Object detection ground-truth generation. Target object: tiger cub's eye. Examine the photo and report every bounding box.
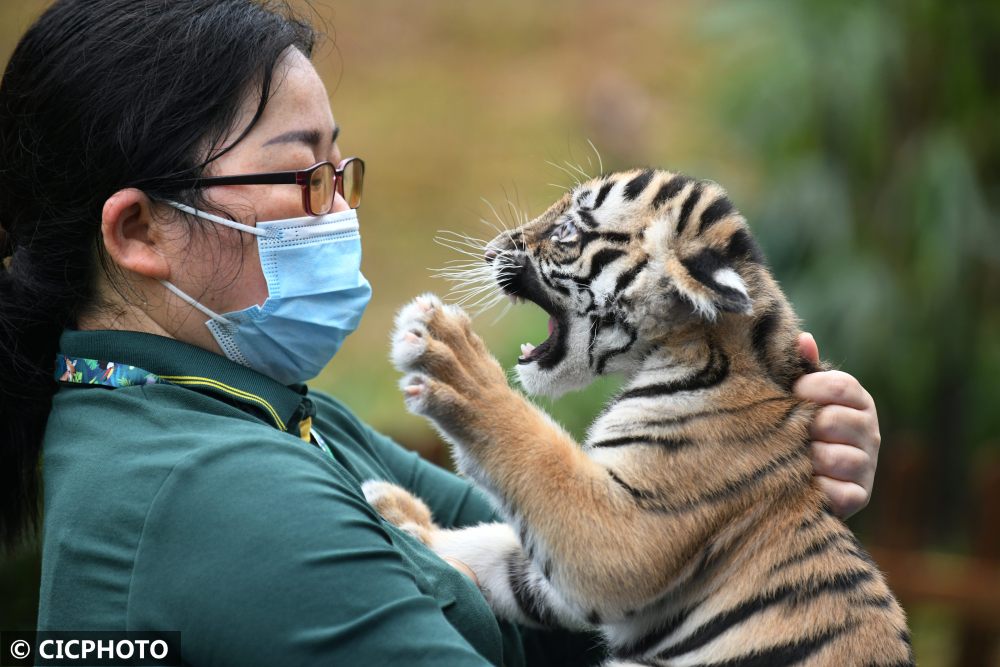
[551,220,580,244]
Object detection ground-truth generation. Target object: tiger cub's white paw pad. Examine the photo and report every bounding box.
[391,293,445,371]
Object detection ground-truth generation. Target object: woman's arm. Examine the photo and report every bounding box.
[129,442,494,666]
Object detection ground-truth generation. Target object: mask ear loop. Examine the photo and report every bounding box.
[166,201,275,237]
[160,279,234,326]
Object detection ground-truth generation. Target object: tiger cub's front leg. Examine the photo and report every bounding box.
[390,295,682,615]
[390,293,513,459]
[390,294,591,497]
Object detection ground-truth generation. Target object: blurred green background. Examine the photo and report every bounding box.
[2,1,998,664]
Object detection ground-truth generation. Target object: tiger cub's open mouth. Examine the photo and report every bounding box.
[517,313,562,365]
[498,263,569,369]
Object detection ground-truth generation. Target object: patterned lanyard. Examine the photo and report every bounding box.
[54,354,333,459]
[56,354,165,388]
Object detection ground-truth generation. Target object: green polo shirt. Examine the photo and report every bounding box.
[38,329,603,666]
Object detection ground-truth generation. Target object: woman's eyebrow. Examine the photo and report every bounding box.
[263,126,340,148]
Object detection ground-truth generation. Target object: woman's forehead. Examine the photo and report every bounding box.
[234,49,336,153]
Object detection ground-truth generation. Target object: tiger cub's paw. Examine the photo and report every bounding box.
[391,293,509,419]
[361,480,437,547]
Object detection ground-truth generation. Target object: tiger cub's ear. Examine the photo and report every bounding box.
[666,246,753,321]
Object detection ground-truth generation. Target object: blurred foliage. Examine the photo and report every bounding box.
[700,0,1000,544]
[709,0,1000,434]
[1,0,997,662]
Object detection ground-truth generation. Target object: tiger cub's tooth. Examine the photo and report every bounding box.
[520,343,536,357]
[508,294,517,305]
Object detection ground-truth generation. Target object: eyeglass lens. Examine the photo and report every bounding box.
[309,163,335,214]
[308,159,364,214]
[342,159,363,209]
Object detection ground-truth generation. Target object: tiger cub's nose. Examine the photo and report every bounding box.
[484,248,499,264]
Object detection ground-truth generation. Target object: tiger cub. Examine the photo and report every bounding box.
[369,168,912,666]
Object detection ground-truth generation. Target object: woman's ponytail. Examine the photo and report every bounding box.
[0,242,78,551]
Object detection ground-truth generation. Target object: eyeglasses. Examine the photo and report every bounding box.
[170,157,365,215]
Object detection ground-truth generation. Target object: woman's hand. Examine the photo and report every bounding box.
[794,333,881,519]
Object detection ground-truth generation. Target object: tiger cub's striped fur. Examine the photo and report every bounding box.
[376,168,911,665]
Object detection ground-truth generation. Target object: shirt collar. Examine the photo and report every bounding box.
[58,329,308,436]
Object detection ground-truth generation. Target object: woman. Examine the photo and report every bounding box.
[0,1,880,664]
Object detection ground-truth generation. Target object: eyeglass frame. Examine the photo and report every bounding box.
[167,156,364,215]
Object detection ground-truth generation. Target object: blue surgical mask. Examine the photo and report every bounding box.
[160,202,372,385]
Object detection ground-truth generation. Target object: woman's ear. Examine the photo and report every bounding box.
[100,189,171,280]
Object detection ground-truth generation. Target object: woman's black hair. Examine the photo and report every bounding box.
[0,0,316,552]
